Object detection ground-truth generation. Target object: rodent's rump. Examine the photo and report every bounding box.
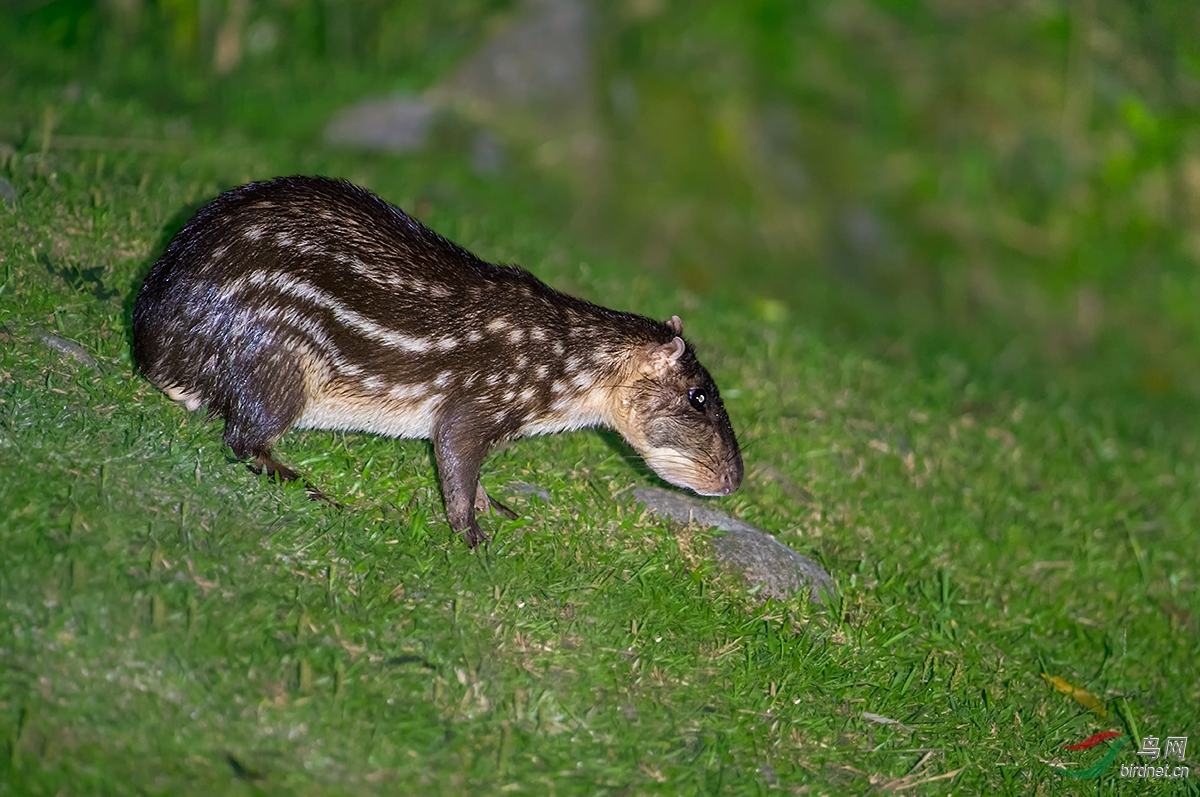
[132,175,743,546]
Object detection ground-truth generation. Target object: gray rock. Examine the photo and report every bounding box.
[325,0,595,154]
[445,0,593,116]
[39,332,98,368]
[324,95,436,153]
[632,486,835,604]
[841,206,888,258]
[0,176,17,204]
[471,130,505,176]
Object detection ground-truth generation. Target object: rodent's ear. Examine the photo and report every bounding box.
[643,336,686,375]
[666,315,683,335]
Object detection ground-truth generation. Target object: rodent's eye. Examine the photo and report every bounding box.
[687,387,708,413]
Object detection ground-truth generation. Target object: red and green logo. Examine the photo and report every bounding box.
[1049,731,1129,779]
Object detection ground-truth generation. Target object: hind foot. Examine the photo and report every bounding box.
[250,452,300,482]
[462,520,491,549]
[248,452,339,507]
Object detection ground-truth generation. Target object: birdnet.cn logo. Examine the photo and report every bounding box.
[1049,731,1189,780]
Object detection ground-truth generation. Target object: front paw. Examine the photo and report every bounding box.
[462,524,491,549]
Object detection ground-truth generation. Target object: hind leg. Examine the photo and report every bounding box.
[215,359,332,503]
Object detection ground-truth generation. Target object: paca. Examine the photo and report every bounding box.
[132,176,743,546]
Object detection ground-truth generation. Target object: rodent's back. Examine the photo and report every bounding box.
[135,177,515,385]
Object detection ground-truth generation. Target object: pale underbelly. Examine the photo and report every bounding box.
[293,392,444,439]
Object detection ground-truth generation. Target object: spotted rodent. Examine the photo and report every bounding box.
[132,176,743,546]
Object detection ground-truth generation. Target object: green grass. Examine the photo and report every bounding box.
[3,3,1200,795]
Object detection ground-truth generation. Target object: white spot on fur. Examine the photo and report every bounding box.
[165,386,204,412]
[486,317,509,333]
[362,375,385,391]
[529,328,546,342]
[436,337,459,351]
[550,381,567,394]
[388,383,429,401]
[486,373,502,386]
[467,330,484,344]
[571,371,593,389]
[210,245,228,261]
[505,372,519,385]
[552,341,565,356]
[276,232,294,247]
[518,385,611,437]
[434,370,453,388]
[536,364,550,379]
[518,387,536,403]
[244,226,264,241]
[502,390,516,402]
[564,356,583,373]
[508,329,525,344]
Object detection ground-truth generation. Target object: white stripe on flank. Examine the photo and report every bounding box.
[211,301,363,378]
[276,306,363,377]
[223,270,433,353]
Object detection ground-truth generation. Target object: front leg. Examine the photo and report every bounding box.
[433,412,499,548]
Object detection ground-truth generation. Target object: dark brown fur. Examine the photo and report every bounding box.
[133,176,742,546]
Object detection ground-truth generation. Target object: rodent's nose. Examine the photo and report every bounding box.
[719,465,743,495]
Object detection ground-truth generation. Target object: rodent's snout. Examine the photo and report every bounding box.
[718,465,742,495]
[716,451,744,495]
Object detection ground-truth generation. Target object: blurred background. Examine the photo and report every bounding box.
[4,0,1200,410]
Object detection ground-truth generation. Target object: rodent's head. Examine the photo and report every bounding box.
[612,316,743,497]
